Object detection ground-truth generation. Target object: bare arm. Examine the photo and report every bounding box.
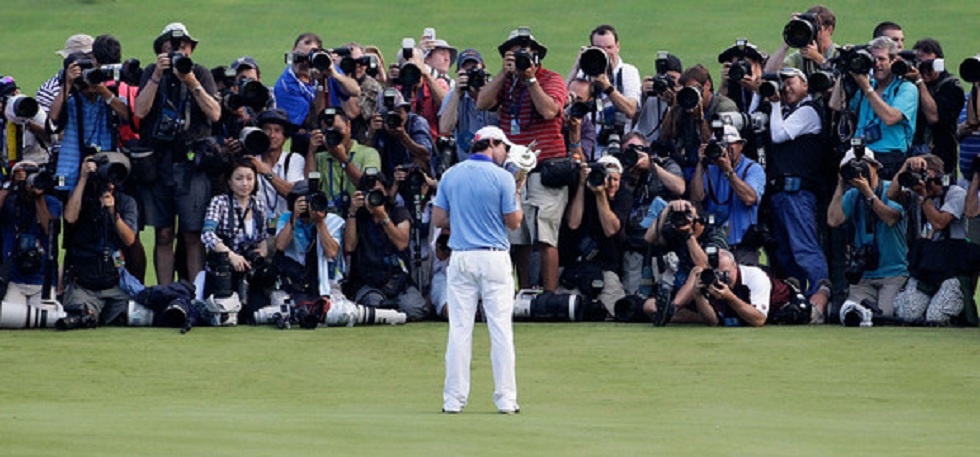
[827,181,846,228]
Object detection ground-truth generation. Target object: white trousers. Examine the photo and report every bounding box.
[443,250,518,412]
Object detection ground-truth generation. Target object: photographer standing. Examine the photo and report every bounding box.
[344,43,384,144]
[907,39,965,174]
[438,49,499,163]
[634,53,683,143]
[690,125,765,265]
[766,6,838,78]
[660,65,738,178]
[307,107,381,213]
[0,162,62,306]
[62,157,138,327]
[476,27,567,292]
[274,33,360,130]
[766,67,831,319]
[133,23,220,286]
[828,148,907,323]
[433,125,523,415]
[370,89,435,181]
[844,36,919,179]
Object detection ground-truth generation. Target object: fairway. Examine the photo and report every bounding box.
[2,324,979,456]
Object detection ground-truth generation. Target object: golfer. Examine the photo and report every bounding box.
[433,126,524,415]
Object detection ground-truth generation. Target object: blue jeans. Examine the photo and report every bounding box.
[771,191,829,296]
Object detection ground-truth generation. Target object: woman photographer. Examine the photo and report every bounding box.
[198,157,270,316]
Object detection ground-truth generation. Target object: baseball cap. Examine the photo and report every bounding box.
[56,34,94,57]
[597,155,624,174]
[717,41,767,64]
[660,53,683,73]
[456,48,484,69]
[377,89,412,112]
[779,67,808,83]
[722,125,745,143]
[153,22,200,54]
[473,126,514,146]
[840,147,882,168]
[0,76,19,98]
[425,39,458,64]
[231,56,259,73]
[498,27,548,60]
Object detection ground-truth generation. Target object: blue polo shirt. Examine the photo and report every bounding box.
[438,88,499,162]
[274,65,350,127]
[842,180,908,279]
[701,157,765,245]
[433,154,517,251]
[850,77,918,154]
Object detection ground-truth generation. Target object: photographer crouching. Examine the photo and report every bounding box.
[828,145,908,326]
[689,247,771,327]
[59,154,138,329]
[0,162,61,307]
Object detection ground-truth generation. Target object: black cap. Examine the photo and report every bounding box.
[256,108,295,134]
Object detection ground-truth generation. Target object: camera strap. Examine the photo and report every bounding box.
[705,160,755,207]
[223,194,258,250]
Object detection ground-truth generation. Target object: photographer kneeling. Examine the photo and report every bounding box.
[61,155,138,328]
[0,162,62,306]
[828,147,908,325]
[558,155,632,317]
[342,170,427,321]
[198,158,271,320]
[274,180,344,300]
[689,248,771,327]
[888,155,970,324]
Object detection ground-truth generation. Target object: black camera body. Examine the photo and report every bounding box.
[613,144,642,170]
[16,165,56,193]
[586,163,608,188]
[384,110,404,130]
[242,242,277,291]
[398,63,423,88]
[14,233,44,276]
[567,100,594,119]
[728,59,753,87]
[891,50,919,77]
[845,244,880,284]
[783,13,820,48]
[514,50,539,72]
[704,138,726,163]
[319,107,343,147]
[648,74,675,97]
[579,47,609,77]
[840,157,869,182]
[82,64,123,86]
[677,85,702,110]
[897,169,928,189]
[833,46,874,75]
[464,67,487,90]
[305,172,330,214]
[961,56,980,83]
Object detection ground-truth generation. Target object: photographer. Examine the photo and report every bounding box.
[718,40,767,113]
[564,77,598,160]
[343,43,384,144]
[634,53,683,143]
[342,171,426,321]
[274,180,344,299]
[641,199,728,325]
[307,107,381,214]
[369,89,434,181]
[766,6,838,78]
[199,158,269,313]
[1,77,51,167]
[438,49,499,162]
[36,34,94,114]
[50,52,131,191]
[250,109,304,221]
[660,65,738,178]
[62,155,138,327]
[410,39,455,138]
[766,67,831,318]
[567,25,641,150]
[690,125,765,265]
[274,33,361,130]
[872,22,904,51]
[133,23,220,286]
[477,27,568,292]
[888,155,968,324]
[688,248,771,327]
[828,148,907,322]
[0,162,62,306]
[907,39,965,174]
[559,156,631,316]
[844,36,919,179]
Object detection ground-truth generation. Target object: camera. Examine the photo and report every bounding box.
[400,163,427,191]
[808,70,835,93]
[384,110,404,130]
[513,290,586,322]
[647,51,676,97]
[514,49,539,72]
[120,58,143,86]
[703,138,725,162]
[360,166,381,191]
[586,162,608,188]
[153,106,184,142]
[836,45,874,75]
[87,152,131,185]
[367,189,386,207]
[18,165,55,193]
[4,94,40,124]
[840,138,869,182]
[82,64,123,86]
[845,244,880,285]
[319,107,343,147]
[891,50,918,76]
[398,62,423,88]
[463,66,487,90]
[579,47,609,77]
[960,55,980,83]
[237,78,270,111]
[357,54,380,78]
[676,85,702,110]
[14,233,44,275]
[55,313,98,331]
[304,172,330,214]
[310,50,333,72]
[729,59,752,87]
[612,143,641,170]
[239,127,270,155]
[242,243,278,291]
[401,38,416,60]
[897,168,928,189]
[168,29,193,74]
[783,13,820,48]
[758,72,780,98]
[566,100,594,119]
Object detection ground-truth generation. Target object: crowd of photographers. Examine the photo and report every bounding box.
[3,8,980,330]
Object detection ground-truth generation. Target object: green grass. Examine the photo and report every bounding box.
[2,324,979,456]
[4,1,980,455]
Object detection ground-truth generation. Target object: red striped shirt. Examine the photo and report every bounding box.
[496,68,568,160]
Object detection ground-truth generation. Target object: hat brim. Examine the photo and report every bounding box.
[153,33,200,55]
[497,37,548,60]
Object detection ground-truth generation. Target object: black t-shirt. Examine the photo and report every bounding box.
[347,205,412,290]
[562,186,632,271]
[914,72,965,172]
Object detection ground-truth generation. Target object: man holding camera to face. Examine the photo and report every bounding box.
[828,146,908,325]
[274,33,361,131]
[905,39,965,174]
[477,27,568,292]
[370,88,435,181]
[766,5,838,78]
[342,169,427,321]
[718,40,768,114]
[274,180,344,299]
[60,155,138,329]
[687,247,771,327]
[690,125,766,266]
[439,49,499,163]
[307,106,382,215]
[765,67,832,320]
[134,23,220,286]
[0,162,62,307]
[342,43,383,144]
[887,155,969,324]
[634,53,683,144]
[661,65,738,178]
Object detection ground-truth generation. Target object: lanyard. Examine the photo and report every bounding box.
[508,77,528,129]
[288,66,317,103]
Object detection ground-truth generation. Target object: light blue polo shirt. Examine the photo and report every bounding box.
[433,154,517,251]
[842,180,908,279]
[850,77,919,154]
[701,157,765,245]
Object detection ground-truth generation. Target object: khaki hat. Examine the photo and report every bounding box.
[56,34,94,57]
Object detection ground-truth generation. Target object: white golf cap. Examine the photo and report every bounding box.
[473,126,514,146]
[597,155,624,174]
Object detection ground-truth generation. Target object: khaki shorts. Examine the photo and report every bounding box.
[509,172,568,247]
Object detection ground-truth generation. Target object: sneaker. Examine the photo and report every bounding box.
[441,408,461,414]
[809,304,825,325]
[651,303,675,327]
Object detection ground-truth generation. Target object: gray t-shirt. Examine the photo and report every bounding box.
[926,184,967,240]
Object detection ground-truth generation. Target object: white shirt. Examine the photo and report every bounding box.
[257,150,306,218]
[769,96,822,144]
[739,265,772,317]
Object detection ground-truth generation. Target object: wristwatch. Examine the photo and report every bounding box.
[865,195,877,206]
[525,77,538,88]
[265,172,275,181]
[603,85,615,95]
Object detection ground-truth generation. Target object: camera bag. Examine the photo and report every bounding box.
[538,157,579,188]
